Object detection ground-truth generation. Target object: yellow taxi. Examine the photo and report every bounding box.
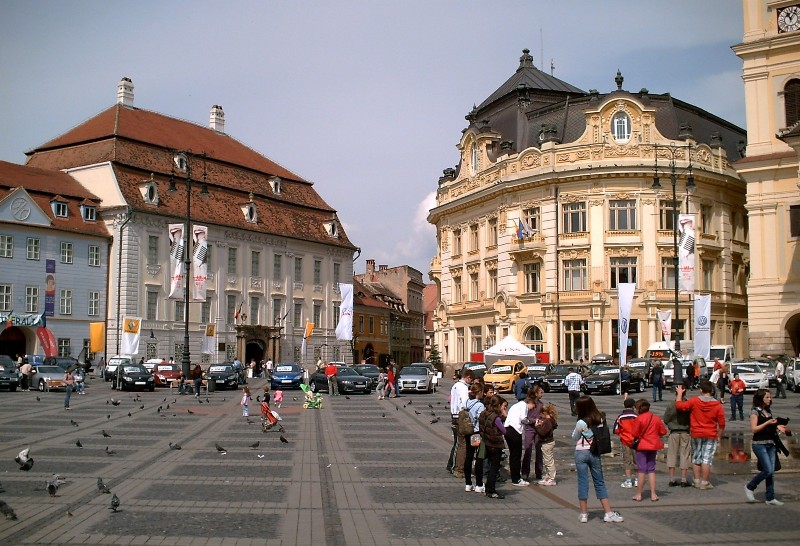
[483,359,526,393]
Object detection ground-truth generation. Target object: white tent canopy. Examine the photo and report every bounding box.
[483,335,537,365]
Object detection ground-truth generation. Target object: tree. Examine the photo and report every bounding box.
[428,342,443,372]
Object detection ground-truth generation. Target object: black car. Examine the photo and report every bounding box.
[0,355,20,391]
[543,365,590,392]
[353,364,380,388]
[627,358,654,387]
[112,364,155,391]
[206,363,239,390]
[526,363,550,391]
[454,362,488,380]
[583,365,646,395]
[308,366,371,394]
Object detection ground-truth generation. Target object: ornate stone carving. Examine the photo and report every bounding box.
[589,199,604,207]
[466,262,481,274]
[519,152,542,170]
[147,264,162,277]
[250,277,263,290]
[485,259,498,271]
[227,275,238,286]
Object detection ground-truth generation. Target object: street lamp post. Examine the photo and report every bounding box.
[652,142,695,358]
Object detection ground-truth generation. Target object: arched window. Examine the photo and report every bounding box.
[785,79,800,127]
[524,325,544,353]
[611,111,631,143]
[470,142,479,175]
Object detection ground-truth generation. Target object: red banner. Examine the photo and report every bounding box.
[37,326,57,357]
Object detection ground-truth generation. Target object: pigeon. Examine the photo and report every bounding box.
[46,473,62,497]
[127,412,132,417]
[139,405,144,409]
[257,454,265,459]
[67,508,73,517]
[166,404,170,409]
[197,399,203,404]
[407,400,412,405]
[292,397,298,401]
[246,418,254,425]
[277,424,286,433]
[345,395,351,400]
[430,411,436,416]
[16,446,34,471]
[157,407,162,413]
[206,398,210,403]
[0,500,17,520]
[163,397,167,402]
[97,477,111,493]
[430,417,440,424]
[110,399,121,406]
[221,398,226,401]
[187,409,194,415]
[36,396,41,402]
[381,413,386,418]
[173,399,177,403]
[105,446,117,456]
[168,442,181,450]
[395,405,399,411]
[428,404,433,408]
[414,410,422,415]
[215,443,227,454]
[249,441,260,449]
[75,440,83,448]
[107,414,111,419]
[109,493,120,512]
[70,419,79,427]
[279,435,289,444]
[102,430,111,438]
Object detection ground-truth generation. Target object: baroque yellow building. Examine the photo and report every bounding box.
[734,0,800,356]
[428,50,749,364]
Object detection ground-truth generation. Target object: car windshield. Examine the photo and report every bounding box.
[338,367,360,377]
[709,349,726,360]
[548,366,570,374]
[628,361,648,368]
[732,364,763,374]
[489,364,515,374]
[122,365,148,374]
[591,366,619,376]
[38,366,63,374]
[108,358,130,367]
[466,363,487,371]
[275,364,300,373]
[156,364,180,372]
[355,365,379,374]
[399,366,428,376]
[208,365,234,374]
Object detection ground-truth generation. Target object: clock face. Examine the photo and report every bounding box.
[778,5,800,33]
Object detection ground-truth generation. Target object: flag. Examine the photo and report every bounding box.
[201,323,216,355]
[90,322,105,353]
[517,219,525,239]
[234,302,242,323]
[617,283,636,369]
[0,311,13,335]
[335,283,353,341]
[694,295,711,359]
[677,214,696,293]
[168,224,185,300]
[192,225,209,302]
[121,316,142,355]
[301,321,315,356]
[657,309,672,343]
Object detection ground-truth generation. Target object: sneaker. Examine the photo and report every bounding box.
[512,479,530,487]
[621,479,633,488]
[486,491,505,499]
[668,480,679,487]
[465,484,474,492]
[766,499,784,506]
[633,478,638,487]
[603,511,624,523]
[539,479,556,486]
[474,485,485,493]
[699,481,714,490]
[745,485,756,503]
[579,513,589,523]
[680,481,691,487]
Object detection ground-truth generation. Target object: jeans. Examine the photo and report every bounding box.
[505,427,523,482]
[522,429,542,479]
[775,379,786,399]
[485,446,503,494]
[76,381,85,394]
[463,434,484,487]
[652,378,663,401]
[447,419,458,472]
[64,384,73,408]
[730,394,744,419]
[748,443,776,501]
[194,378,202,395]
[575,448,608,501]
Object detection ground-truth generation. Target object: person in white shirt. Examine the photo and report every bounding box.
[565,367,584,416]
[447,369,474,477]
[775,360,787,399]
[505,397,534,486]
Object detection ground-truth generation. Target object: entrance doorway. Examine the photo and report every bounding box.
[245,340,265,367]
[0,326,26,358]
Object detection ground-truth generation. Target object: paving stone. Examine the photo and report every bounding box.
[353,451,438,462]
[169,464,292,478]
[88,511,281,538]
[384,513,557,539]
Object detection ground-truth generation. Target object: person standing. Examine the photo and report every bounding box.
[774,359,787,399]
[571,395,624,523]
[685,361,696,390]
[630,399,667,502]
[376,368,387,400]
[534,403,558,486]
[63,369,75,410]
[717,363,729,402]
[612,397,638,489]
[675,380,726,490]
[384,363,397,399]
[73,367,86,395]
[448,369,474,477]
[19,358,32,391]
[565,367,584,416]
[479,394,508,499]
[463,383,485,493]
[240,385,251,417]
[663,391,693,487]
[325,362,339,396]
[513,371,529,401]
[266,358,273,377]
[620,366,632,400]
[504,396,532,487]
[521,384,544,482]
[729,372,746,421]
[745,389,791,505]
[672,358,684,389]
[650,360,664,402]
[191,364,203,397]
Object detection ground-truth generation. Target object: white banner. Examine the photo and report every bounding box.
[192,225,208,302]
[168,224,185,300]
[121,316,141,355]
[201,323,216,355]
[694,294,711,359]
[678,214,696,293]
[335,283,353,341]
[657,309,672,343]
[617,283,636,369]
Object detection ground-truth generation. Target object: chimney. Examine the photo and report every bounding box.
[210,105,225,133]
[379,265,388,271]
[366,259,376,274]
[117,77,134,107]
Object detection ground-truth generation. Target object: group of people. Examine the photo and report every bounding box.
[375,363,399,399]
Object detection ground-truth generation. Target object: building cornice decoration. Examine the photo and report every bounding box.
[147,264,161,277]
[641,198,656,206]
[519,150,543,170]
[466,262,481,274]
[589,199,605,207]
[508,249,545,263]
[522,200,541,209]
[562,249,590,260]
[485,259,498,271]
[657,246,677,257]
[449,266,462,277]
[612,192,634,200]
[604,246,642,257]
[224,230,288,248]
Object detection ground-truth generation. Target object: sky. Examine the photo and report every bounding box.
[0,1,746,278]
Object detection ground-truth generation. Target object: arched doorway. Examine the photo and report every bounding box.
[245,340,265,366]
[524,325,546,362]
[363,343,375,364]
[785,313,800,355]
[0,326,26,359]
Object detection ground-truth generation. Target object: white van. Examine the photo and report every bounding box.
[709,345,735,362]
[104,355,133,381]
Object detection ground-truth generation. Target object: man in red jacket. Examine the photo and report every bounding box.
[675,380,725,490]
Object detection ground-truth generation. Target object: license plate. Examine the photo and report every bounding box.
[282,380,291,383]
[135,381,145,385]
[216,380,224,383]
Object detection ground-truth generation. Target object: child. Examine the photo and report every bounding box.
[631,398,667,502]
[376,368,387,400]
[535,403,558,485]
[241,386,251,417]
[613,397,638,488]
[274,388,284,408]
[262,384,271,404]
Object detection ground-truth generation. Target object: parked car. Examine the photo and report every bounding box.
[269,363,304,390]
[0,355,20,391]
[627,358,654,387]
[583,365,645,395]
[152,363,182,387]
[31,365,67,392]
[484,360,526,393]
[455,361,488,380]
[757,356,786,387]
[353,364,380,389]
[104,355,133,381]
[526,363,550,391]
[395,365,435,394]
[729,361,769,392]
[663,357,707,387]
[544,364,589,392]
[112,363,155,391]
[308,366,371,394]
[43,356,83,373]
[206,363,240,390]
[143,358,164,373]
[788,358,800,393]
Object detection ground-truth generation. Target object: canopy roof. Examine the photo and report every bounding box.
[483,336,536,357]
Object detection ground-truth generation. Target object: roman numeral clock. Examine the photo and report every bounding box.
[778,4,800,33]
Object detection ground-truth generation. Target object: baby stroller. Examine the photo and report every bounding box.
[261,400,279,431]
[300,383,323,409]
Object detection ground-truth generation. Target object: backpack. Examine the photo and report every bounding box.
[457,407,475,436]
[586,417,612,455]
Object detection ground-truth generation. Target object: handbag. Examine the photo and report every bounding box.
[476,437,486,459]
[470,433,482,447]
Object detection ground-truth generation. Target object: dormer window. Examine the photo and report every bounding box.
[612,111,631,143]
[52,201,68,218]
[242,193,258,223]
[269,176,282,195]
[81,204,97,221]
[140,174,159,205]
[470,142,479,175]
[323,220,339,238]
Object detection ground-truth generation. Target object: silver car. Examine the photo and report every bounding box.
[31,365,67,392]
[397,365,435,394]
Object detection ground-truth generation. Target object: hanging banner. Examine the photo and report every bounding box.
[657,309,672,343]
[301,321,315,356]
[45,259,56,317]
[617,283,636,369]
[168,224,185,300]
[90,322,105,352]
[121,316,142,355]
[335,283,353,341]
[201,323,216,354]
[36,313,58,357]
[694,294,711,359]
[678,214,696,293]
[192,225,208,302]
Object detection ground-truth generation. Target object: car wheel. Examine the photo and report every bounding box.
[615,383,621,396]
[10,385,17,392]
[310,381,317,393]
[38,380,46,392]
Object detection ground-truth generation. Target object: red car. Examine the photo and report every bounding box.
[153,363,182,387]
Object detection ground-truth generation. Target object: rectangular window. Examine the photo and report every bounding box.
[227,247,237,275]
[333,263,341,285]
[88,290,99,316]
[273,298,282,324]
[358,315,364,333]
[703,259,715,291]
[250,296,259,324]
[790,205,800,237]
[661,257,676,289]
[251,251,260,277]
[57,338,71,357]
[469,272,479,300]
[227,295,237,324]
[83,206,96,221]
[26,286,39,313]
[487,218,498,246]
[469,224,479,252]
[88,245,100,267]
[453,276,462,303]
[83,338,94,362]
[273,254,282,279]
[610,257,637,288]
[314,259,322,285]
[564,320,589,362]
[701,205,713,234]
[313,303,321,325]
[54,202,68,218]
[562,202,587,233]
[659,200,676,230]
[524,262,540,293]
[456,327,465,361]
[368,315,374,334]
[146,291,159,320]
[59,289,72,315]
[26,237,40,260]
[0,235,11,258]
[487,269,497,298]
[732,263,741,294]
[0,285,10,311]
[453,229,462,255]
[523,207,540,232]
[148,236,159,265]
[294,257,303,280]
[562,259,587,291]
[612,319,638,362]
[60,242,73,264]
[201,298,211,323]
[332,303,340,329]
[174,300,185,322]
[609,199,636,230]
[293,302,302,326]
[470,326,482,353]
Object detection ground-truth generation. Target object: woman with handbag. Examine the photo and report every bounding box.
[745,389,791,505]
[463,384,485,493]
[631,399,667,501]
